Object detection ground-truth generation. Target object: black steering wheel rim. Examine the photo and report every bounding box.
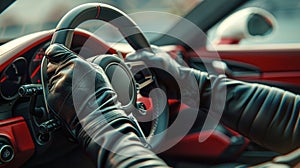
[51,3,152,51]
[44,3,168,149]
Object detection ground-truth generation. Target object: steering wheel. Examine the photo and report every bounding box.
[41,3,168,149]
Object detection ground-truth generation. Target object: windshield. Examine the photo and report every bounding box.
[0,0,202,43]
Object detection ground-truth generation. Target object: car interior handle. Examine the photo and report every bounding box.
[210,60,261,78]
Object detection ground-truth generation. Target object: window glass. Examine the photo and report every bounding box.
[0,0,202,42]
[207,0,300,46]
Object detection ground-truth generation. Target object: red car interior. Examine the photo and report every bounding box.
[0,1,300,167]
[0,117,34,167]
[0,29,256,167]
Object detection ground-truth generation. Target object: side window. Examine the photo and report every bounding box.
[207,0,300,47]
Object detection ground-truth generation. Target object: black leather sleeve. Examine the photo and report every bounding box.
[74,89,168,167]
[194,70,300,154]
[78,117,169,168]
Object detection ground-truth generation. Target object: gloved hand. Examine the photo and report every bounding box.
[46,43,126,139]
[45,44,168,167]
[126,46,209,108]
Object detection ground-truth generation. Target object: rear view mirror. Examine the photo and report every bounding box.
[214,7,276,45]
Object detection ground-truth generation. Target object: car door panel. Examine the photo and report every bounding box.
[186,48,300,93]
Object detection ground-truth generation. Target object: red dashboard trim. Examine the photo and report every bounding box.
[0,35,51,72]
[0,29,117,73]
[0,117,35,168]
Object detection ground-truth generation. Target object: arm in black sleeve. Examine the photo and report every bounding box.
[194,70,300,154]
[76,93,168,168]
[125,47,300,154]
[78,112,169,167]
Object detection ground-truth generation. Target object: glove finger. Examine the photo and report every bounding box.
[45,43,77,64]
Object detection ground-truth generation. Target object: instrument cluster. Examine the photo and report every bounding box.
[0,42,48,102]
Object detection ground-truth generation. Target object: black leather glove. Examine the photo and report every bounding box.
[46,44,127,139]
[126,46,206,108]
[126,47,300,154]
[46,44,169,167]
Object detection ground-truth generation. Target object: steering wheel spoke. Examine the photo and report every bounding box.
[126,61,154,90]
[136,76,154,90]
